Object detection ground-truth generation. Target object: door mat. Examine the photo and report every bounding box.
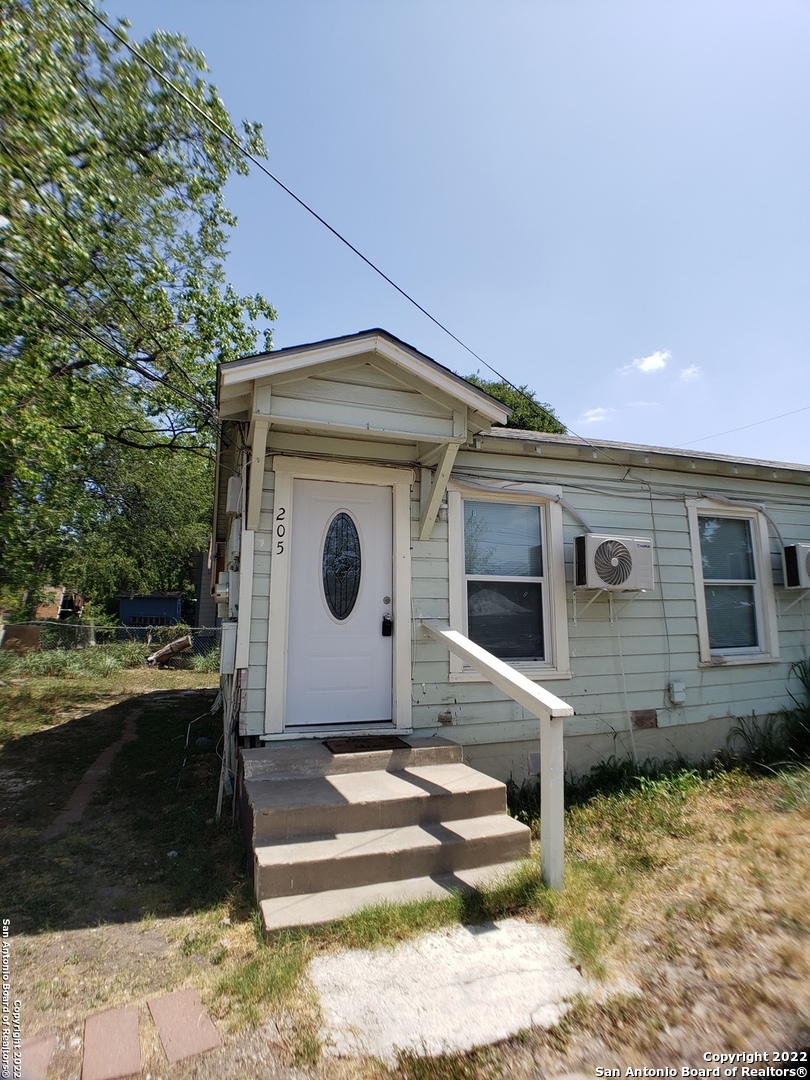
[324,736,410,754]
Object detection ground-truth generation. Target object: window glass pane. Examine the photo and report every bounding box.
[698,517,755,580]
[704,584,758,649]
[322,512,361,620]
[464,502,543,576]
[467,581,544,660]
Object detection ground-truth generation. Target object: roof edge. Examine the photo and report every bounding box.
[486,428,810,476]
[218,328,511,425]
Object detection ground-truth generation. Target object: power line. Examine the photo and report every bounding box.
[72,0,625,467]
[0,131,204,402]
[0,265,220,427]
[676,403,810,450]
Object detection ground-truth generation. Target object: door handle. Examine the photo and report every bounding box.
[381,613,393,637]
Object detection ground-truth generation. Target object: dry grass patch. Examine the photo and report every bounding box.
[3,672,810,1077]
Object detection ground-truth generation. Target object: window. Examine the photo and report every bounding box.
[687,500,778,664]
[448,486,569,680]
[464,501,545,660]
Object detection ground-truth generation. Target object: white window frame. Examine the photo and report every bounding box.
[686,498,779,666]
[447,483,570,681]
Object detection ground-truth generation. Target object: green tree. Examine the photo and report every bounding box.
[465,375,566,433]
[68,438,213,615]
[0,0,275,610]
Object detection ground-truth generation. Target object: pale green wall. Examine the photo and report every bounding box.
[409,441,810,779]
[237,432,810,780]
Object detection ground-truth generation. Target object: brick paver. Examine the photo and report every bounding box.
[147,988,222,1064]
[20,1032,57,1080]
[81,1005,141,1080]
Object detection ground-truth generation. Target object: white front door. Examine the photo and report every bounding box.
[285,479,393,727]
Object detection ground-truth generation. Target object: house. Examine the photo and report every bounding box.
[34,587,83,621]
[118,592,184,627]
[212,328,810,929]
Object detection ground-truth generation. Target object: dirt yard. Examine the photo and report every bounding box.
[1,671,808,1079]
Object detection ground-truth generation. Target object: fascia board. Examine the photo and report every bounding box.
[218,332,510,426]
[372,337,511,424]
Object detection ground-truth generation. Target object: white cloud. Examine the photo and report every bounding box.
[581,407,612,424]
[679,365,702,382]
[618,350,670,376]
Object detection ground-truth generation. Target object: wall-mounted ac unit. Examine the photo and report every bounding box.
[783,543,810,589]
[213,572,229,603]
[574,534,654,591]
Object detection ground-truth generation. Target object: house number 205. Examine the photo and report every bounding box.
[275,507,286,554]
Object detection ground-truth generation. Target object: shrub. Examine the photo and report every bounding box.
[191,648,220,674]
[0,640,150,679]
[152,623,191,645]
[728,658,810,768]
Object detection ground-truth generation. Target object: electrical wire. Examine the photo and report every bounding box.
[73,0,629,469]
[0,265,221,428]
[612,606,640,768]
[0,132,205,402]
[677,403,810,449]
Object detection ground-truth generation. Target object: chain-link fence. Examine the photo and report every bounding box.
[0,621,220,655]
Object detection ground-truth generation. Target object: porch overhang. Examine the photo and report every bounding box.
[217,329,511,536]
[217,329,509,441]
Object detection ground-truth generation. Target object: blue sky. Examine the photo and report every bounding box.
[105,1,810,465]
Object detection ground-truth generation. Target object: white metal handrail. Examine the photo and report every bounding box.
[421,619,573,889]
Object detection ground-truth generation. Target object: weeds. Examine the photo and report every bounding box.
[775,764,810,810]
[395,1044,501,1079]
[729,658,810,768]
[508,755,715,827]
[0,637,220,679]
[191,647,221,673]
[216,938,312,1026]
[5,670,810,1073]
[0,641,151,679]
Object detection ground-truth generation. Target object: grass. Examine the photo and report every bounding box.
[0,672,242,935]
[191,646,221,673]
[2,670,810,1076]
[0,639,153,679]
[728,658,810,768]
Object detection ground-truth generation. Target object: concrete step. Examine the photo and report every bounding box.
[259,861,532,933]
[240,736,462,782]
[254,813,531,899]
[246,762,507,844]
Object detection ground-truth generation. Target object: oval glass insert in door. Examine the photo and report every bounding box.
[322,511,361,620]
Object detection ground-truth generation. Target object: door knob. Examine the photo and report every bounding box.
[381,613,393,637]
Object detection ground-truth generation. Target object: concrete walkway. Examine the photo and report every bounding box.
[309,917,598,1064]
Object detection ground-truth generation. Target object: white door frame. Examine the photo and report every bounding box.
[264,456,414,737]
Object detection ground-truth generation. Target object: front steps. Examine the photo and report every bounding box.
[239,737,532,933]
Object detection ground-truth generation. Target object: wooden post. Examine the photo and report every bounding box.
[540,714,565,889]
[246,418,269,532]
[421,620,572,889]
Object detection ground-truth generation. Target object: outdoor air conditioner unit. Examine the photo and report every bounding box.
[213,572,229,603]
[574,534,655,591]
[783,543,810,589]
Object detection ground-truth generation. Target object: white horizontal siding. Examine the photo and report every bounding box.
[275,372,447,420]
[239,461,275,737]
